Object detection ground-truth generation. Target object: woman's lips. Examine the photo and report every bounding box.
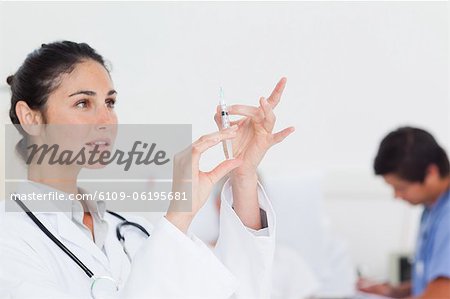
[85,138,111,151]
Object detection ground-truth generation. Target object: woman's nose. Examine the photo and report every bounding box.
[95,105,116,125]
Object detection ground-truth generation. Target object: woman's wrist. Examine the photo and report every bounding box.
[165,211,194,234]
[231,169,258,187]
[230,170,262,229]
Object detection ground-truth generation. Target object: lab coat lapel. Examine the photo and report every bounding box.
[55,212,111,271]
[15,180,111,272]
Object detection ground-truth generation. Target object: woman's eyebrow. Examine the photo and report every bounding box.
[68,90,117,97]
[69,90,96,97]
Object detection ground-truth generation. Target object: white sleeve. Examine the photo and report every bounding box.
[213,179,276,299]
[0,212,238,299]
[119,216,238,299]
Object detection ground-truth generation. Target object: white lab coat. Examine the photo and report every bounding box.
[190,193,319,299]
[0,180,276,299]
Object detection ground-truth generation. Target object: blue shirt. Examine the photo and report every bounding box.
[412,188,450,296]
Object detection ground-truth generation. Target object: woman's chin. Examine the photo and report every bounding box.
[83,163,108,170]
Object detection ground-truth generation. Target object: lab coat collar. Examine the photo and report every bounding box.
[77,186,107,220]
[14,180,106,219]
[13,180,112,270]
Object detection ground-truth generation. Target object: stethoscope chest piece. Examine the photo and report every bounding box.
[90,275,119,299]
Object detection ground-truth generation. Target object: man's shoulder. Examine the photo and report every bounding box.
[439,192,450,216]
[435,195,450,234]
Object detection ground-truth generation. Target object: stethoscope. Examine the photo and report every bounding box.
[12,195,150,299]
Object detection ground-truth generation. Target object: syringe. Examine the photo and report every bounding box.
[219,87,234,160]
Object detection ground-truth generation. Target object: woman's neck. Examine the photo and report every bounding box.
[28,163,80,195]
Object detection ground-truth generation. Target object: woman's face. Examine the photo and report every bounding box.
[45,59,118,125]
[38,59,118,169]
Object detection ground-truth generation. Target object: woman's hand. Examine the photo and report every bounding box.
[166,126,242,233]
[213,77,294,229]
[214,77,294,178]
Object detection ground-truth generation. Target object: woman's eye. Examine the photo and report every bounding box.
[106,99,116,108]
[75,100,88,109]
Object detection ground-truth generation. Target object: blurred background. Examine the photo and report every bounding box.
[0,1,448,298]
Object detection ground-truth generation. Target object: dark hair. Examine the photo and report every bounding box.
[374,127,450,182]
[6,41,109,159]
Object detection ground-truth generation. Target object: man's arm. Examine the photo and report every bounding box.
[358,279,411,298]
[416,277,450,299]
[390,281,412,298]
[391,281,413,298]
[377,278,450,299]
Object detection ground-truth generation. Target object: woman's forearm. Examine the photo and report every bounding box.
[165,212,194,234]
[230,172,262,230]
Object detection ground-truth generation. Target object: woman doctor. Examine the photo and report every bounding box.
[0,41,294,299]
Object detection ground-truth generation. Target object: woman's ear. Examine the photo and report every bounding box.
[15,100,44,136]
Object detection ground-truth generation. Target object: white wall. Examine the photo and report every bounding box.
[0,1,448,281]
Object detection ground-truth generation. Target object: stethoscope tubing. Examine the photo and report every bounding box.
[12,195,150,279]
[13,195,95,278]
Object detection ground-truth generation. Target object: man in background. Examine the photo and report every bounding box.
[359,127,450,298]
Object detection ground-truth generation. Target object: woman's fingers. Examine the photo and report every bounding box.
[228,105,260,117]
[214,77,286,124]
[266,77,287,109]
[204,158,243,185]
[216,101,278,134]
[213,106,223,128]
[228,104,265,124]
[214,105,260,128]
[193,125,238,147]
[214,105,249,129]
[192,126,238,161]
[259,97,276,132]
[272,126,295,144]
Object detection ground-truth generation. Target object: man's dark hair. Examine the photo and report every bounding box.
[374,127,449,182]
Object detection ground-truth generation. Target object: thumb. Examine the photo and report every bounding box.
[206,159,243,185]
[272,126,295,144]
